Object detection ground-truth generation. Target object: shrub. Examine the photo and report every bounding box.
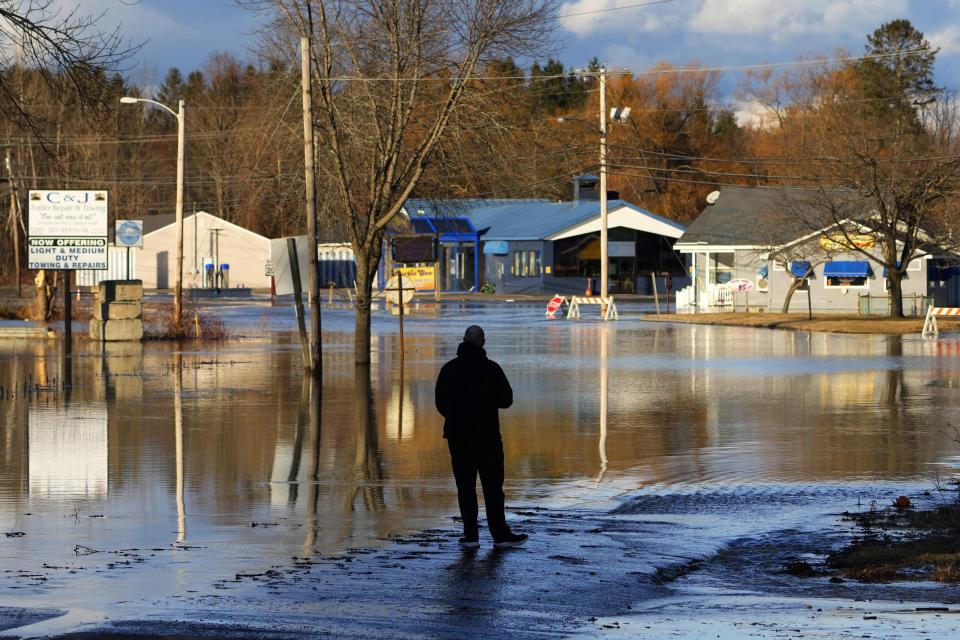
[144,301,229,341]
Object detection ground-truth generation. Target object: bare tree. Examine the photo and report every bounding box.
[799,106,960,317]
[243,0,558,364]
[0,1,138,135]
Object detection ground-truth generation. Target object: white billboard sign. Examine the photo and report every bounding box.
[28,190,108,270]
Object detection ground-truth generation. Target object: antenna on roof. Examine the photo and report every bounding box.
[706,191,720,205]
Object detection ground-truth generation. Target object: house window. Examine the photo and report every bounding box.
[824,261,871,289]
[827,275,869,288]
[709,252,735,284]
[511,251,541,277]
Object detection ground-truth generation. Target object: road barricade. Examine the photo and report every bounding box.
[922,305,960,340]
[566,296,618,321]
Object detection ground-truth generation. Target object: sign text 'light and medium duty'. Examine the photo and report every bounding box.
[28,190,108,270]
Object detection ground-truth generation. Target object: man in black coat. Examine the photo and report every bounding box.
[435,325,528,548]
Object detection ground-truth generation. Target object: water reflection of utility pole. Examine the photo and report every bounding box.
[596,328,609,484]
[304,374,321,554]
[287,377,310,505]
[175,353,186,543]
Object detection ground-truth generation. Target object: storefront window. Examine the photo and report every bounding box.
[512,251,541,277]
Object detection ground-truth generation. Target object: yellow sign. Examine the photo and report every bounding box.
[819,234,875,251]
[397,266,436,291]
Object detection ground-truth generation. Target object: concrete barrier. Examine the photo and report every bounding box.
[90,280,143,342]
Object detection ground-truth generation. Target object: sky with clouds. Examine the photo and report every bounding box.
[77,0,960,95]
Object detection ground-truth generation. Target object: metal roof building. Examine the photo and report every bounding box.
[399,194,687,295]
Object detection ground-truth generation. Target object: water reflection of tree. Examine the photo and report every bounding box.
[351,365,386,512]
[883,337,907,409]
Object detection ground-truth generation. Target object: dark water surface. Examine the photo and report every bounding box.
[2,299,960,634]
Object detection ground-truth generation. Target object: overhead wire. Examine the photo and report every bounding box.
[298,44,959,82]
[608,146,960,166]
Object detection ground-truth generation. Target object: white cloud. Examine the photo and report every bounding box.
[559,0,682,37]
[929,25,960,57]
[733,99,780,130]
[688,0,909,37]
[560,0,910,40]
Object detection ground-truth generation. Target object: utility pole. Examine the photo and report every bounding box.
[434,225,441,302]
[211,228,222,292]
[301,36,321,375]
[174,99,185,325]
[599,67,609,303]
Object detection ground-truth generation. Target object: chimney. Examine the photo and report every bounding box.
[572,174,600,201]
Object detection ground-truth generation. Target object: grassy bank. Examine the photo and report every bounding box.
[826,501,960,583]
[644,312,960,335]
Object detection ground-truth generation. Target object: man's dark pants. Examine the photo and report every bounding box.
[447,436,509,540]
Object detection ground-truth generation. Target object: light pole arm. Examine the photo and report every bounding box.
[128,97,180,119]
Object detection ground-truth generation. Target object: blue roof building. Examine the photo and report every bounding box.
[398,182,688,295]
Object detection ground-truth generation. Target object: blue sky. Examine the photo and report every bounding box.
[82,1,960,99]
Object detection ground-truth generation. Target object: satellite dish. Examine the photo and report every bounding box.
[706,190,720,205]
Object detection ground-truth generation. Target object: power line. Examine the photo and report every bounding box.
[304,44,958,81]
[609,161,841,183]
[559,0,681,19]
[609,146,960,166]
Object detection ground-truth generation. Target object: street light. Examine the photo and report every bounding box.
[121,95,186,324]
[558,67,630,302]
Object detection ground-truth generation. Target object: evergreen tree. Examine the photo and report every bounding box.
[154,68,185,105]
[856,19,939,127]
[529,58,588,112]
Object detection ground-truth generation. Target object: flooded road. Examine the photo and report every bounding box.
[2,299,960,637]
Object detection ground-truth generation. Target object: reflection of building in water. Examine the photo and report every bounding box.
[29,405,108,498]
[100,342,145,401]
[385,379,415,441]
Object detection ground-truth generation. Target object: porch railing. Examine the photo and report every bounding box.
[675,283,733,311]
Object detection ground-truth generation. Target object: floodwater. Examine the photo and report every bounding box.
[2,299,960,637]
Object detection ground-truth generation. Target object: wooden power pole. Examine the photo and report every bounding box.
[301,36,321,376]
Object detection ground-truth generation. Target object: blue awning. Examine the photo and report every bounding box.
[824,261,870,278]
[789,261,812,277]
[758,265,769,278]
[483,240,509,255]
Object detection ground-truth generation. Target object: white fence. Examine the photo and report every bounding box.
[675,283,733,311]
[76,246,135,287]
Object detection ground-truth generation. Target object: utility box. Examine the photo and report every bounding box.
[90,280,144,342]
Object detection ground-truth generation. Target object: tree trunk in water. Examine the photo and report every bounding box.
[354,259,372,366]
[353,239,384,366]
[780,278,803,313]
[888,272,905,318]
[33,270,57,322]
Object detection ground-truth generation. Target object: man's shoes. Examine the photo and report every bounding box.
[493,532,528,548]
[458,537,480,549]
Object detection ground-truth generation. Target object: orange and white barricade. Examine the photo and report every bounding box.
[922,305,960,340]
[566,296,618,321]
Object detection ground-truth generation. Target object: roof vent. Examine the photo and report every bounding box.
[705,191,720,205]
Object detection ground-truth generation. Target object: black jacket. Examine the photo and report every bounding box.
[435,342,513,440]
